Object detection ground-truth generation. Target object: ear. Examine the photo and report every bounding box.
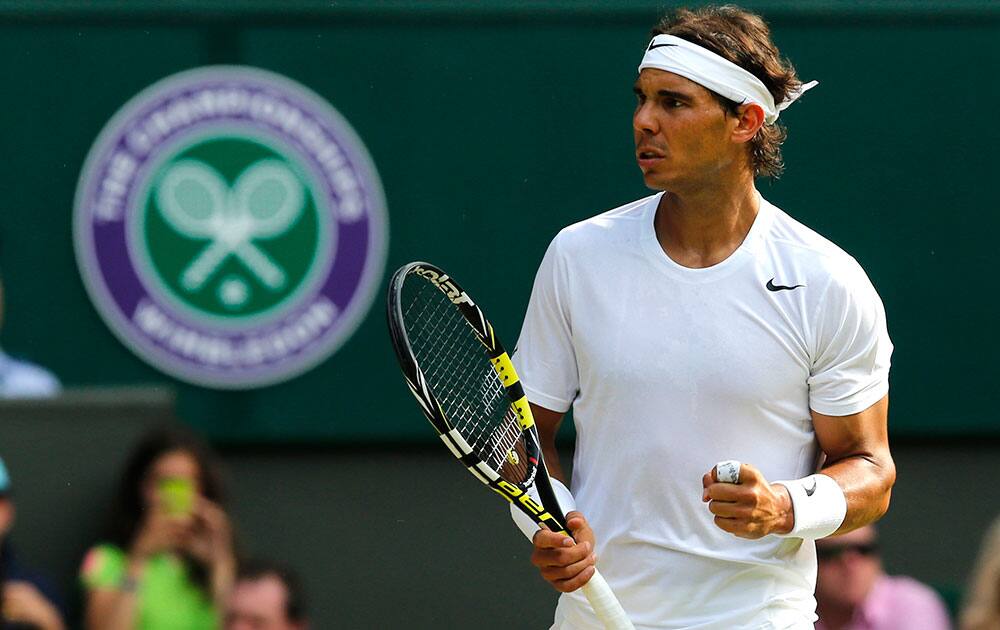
[731,102,766,144]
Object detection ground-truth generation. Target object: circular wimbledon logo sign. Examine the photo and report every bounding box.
[74,66,388,388]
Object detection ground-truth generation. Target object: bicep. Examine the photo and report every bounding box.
[812,394,890,464]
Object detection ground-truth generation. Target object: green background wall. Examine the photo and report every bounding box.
[0,1,996,442]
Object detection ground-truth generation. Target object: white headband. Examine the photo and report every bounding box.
[638,34,817,124]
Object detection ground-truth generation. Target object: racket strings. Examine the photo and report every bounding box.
[402,278,530,484]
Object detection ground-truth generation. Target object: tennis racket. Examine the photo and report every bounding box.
[386,261,634,630]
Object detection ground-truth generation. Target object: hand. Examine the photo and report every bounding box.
[702,463,794,539]
[530,511,598,593]
[184,498,234,567]
[130,503,193,561]
[184,498,236,606]
[3,580,65,630]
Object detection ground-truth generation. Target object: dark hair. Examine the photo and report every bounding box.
[651,5,803,178]
[103,426,227,590]
[237,559,308,623]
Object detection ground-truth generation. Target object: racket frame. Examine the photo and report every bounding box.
[387,261,568,534]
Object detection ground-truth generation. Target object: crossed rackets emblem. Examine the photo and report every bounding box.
[156,159,305,302]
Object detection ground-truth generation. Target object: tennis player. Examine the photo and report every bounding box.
[511,6,895,628]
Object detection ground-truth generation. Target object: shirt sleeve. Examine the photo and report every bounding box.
[808,259,892,416]
[511,234,579,413]
[79,544,126,590]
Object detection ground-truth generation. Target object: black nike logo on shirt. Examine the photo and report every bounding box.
[766,278,804,292]
[804,479,817,496]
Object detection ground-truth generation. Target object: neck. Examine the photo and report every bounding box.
[653,169,759,269]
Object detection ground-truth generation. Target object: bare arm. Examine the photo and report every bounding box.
[84,558,142,630]
[528,402,600,592]
[812,394,895,534]
[703,395,894,538]
[531,402,567,482]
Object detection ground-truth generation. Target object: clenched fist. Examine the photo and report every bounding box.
[702,462,794,539]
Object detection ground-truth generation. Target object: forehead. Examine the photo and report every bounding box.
[230,576,288,615]
[635,68,713,99]
[150,449,199,479]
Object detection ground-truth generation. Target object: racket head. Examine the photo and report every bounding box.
[386,261,567,531]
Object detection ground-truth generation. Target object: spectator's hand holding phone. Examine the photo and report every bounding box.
[185,497,236,606]
[129,477,196,561]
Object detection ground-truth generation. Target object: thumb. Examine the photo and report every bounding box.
[565,511,595,547]
[566,510,589,530]
[737,463,765,485]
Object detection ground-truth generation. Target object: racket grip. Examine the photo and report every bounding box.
[581,568,634,630]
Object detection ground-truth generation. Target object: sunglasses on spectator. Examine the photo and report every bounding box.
[817,542,879,560]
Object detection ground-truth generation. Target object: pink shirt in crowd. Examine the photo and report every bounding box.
[816,575,952,630]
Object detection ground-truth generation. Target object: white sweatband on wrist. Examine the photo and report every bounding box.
[511,478,577,541]
[774,474,847,540]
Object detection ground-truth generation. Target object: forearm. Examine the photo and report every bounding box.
[86,559,142,630]
[209,555,236,608]
[820,449,895,534]
[541,442,567,483]
[530,402,568,483]
[86,591,139,630]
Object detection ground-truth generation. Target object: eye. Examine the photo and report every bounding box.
[665,99,684,108]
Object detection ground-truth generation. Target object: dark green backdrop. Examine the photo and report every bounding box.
[0,1,996,441]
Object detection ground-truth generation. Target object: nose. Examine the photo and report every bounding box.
[633,100,659,135]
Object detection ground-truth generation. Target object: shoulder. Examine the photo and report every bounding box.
[550,193,659,256]
[80,544,127,587]
[0,353,61,398]
[760,200,878,300]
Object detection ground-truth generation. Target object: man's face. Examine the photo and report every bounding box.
[815,526,883,610]
[225,575,303,630]
[633,68,744,192]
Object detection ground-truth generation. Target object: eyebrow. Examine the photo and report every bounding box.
[632,85,694,102]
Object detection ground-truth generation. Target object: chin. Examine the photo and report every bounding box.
[642,175,674,192]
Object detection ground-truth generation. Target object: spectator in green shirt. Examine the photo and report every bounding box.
[81,427,237,630]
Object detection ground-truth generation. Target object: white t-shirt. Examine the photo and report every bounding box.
[512,192,892,630]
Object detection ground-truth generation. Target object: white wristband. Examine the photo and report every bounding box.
[774,474,847,540]
[511,478,577,541]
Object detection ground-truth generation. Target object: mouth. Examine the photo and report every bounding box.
[636,147,666,168]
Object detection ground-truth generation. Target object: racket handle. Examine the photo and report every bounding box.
[581,568,634,630]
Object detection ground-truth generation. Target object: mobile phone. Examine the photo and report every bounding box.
[158,477,195,515]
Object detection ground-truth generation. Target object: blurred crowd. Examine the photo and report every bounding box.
[0,429,309,630]
[4,427,1000,629]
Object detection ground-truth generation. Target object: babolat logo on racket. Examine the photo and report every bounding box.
[492,480,563,532]
[73,66,387,388]
[412,266,475,306]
